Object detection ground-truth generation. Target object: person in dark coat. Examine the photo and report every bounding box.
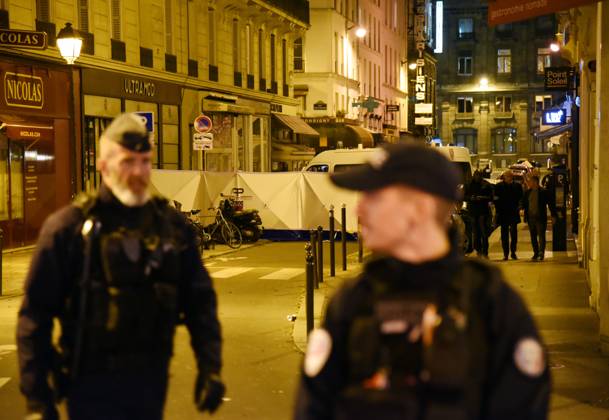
[494,170,524,260]
[294,143,550,420]
[464,170,493,257]
[522,175,557,261]
[17,113,225,420]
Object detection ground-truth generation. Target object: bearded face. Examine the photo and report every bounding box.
[100,143,152,207]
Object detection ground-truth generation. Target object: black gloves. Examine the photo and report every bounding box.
[194,372,226,414]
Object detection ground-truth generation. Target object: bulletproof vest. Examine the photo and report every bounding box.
[62,193,184,374]
[337,261,490,420]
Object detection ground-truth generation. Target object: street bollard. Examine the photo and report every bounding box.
[341,204,347,271]
[0,228,3,296]
[305,242,314,337]
[317,225,324,284]
[357,217,363,263]
[329,206,335,277]
[310,229,319,289]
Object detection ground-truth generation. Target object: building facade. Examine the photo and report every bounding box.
[436,0,562,169]
[294,0,409,150]
[0,0,310,247]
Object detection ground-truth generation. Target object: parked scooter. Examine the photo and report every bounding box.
[220,188,263,242]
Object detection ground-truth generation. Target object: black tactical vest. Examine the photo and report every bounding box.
[60,193,185,374]
[337,260,493,420]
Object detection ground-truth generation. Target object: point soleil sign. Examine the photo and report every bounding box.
[488,0,598,26]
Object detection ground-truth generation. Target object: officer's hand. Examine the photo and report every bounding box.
[24,401,58,420]
[194,372,225,414]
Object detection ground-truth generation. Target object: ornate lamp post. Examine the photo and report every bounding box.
[56,23,82,65]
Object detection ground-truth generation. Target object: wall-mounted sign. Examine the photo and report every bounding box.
[415,117,433,126]
[313,101,327,110]
[4,72,44,109]
[0,29,47,49]
[194,114,213,133]
[123,78,156,97]
[542,109,567,125]
[415,103,433,114]
[488,0,598,26]
[544,67,574,91]
[193,132,213,150]
[385,104,400,112]
[270,103,283,113]
[414,0,427,54]
[135,111,154,132]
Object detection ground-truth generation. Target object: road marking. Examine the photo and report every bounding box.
[0,378,10,389]
[259,268,305,280]
[0,345,17,352]
[211,267,254,279]
[216,256,248,262]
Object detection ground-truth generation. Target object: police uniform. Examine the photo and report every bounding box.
[17,115,223,420]
[294,144,550,420]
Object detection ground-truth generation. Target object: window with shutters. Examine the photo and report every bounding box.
[258,29,265,79]
[233,19,240,72]
[270,33,276,83]
[78,0,89,32]
[165,0,172,54]
[111,0,121,40]
[36,0,50,22]
[246,24,254,75]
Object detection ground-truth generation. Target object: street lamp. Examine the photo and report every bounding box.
[479,77,489,90]
[408,62,417,71]
[56,22,82,65]
[344,21,367,119]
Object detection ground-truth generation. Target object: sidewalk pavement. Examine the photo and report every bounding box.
[0,241,268,299]
[292,225,609,419]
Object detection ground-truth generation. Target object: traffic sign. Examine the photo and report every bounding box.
[193,132,213,150]
[194,114,213,133]
[135,111,154,132]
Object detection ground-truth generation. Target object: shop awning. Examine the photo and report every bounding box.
[272,114,320,136]
[346,124,374,148]
[534,123,573,141]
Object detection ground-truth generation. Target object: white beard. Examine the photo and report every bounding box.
[110,184,151,207]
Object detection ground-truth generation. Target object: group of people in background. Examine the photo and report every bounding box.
[464,167,558,261]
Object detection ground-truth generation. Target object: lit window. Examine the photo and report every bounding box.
[495,96,512,113]
[458,18,473,39]
[457,96,473,113]
[492,127,517,153]
[497,49,511,74]
[537,48,551,74]
[458,56,472,75]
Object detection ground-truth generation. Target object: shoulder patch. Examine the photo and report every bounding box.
[514,337,545,378]
[304,328,332,378]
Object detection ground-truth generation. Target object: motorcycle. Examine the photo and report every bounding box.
[220,189,263,243]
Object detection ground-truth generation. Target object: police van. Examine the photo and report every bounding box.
[303,145,473,184]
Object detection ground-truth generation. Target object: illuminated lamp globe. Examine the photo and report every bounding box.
[408,62,417,70]
[479,77,489,89]
[355,27,367,38]
[57,23,83,65]
[549,43,560,52]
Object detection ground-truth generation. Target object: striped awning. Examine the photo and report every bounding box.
[272,114,320,136]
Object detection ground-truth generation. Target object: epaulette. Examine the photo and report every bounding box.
[72,191,99,217]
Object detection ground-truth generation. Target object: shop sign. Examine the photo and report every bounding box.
[415,103,433,114]
[542,109,567,125]
[124,78,156,97]
[193,132,213,150]
[4,72,44,109]
[415,59,426,102]
[303,117,335,124]
[488,0,598,26]
[544,67,574,91]
[385,104,400,112]
[270,103,283,113]
[313,101,327,111]
[415,117,433,126]
[414,0,427,54]
[135,111,154,132]
[0,29,47,49]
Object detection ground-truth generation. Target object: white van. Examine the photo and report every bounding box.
[303,145,473,184]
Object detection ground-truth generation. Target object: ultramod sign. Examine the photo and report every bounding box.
[544,67,574,91]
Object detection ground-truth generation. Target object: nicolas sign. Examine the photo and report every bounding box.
[4,72,44,109]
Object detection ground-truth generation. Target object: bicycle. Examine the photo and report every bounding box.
[200,205,243,249]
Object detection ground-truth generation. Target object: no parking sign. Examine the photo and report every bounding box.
[194,114,213,133]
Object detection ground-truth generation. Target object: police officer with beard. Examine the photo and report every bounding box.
[17,113,224,420]
[294,143,550,420]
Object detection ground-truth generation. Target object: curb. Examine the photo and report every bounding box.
[203,240,271,260]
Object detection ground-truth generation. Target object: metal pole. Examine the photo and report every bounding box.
[317,225,324,284]
[329,206,335,277]
[0,228,3,296]
[341,204,347,271]
[305,242,314,336]
[356,217,362,262]
[310,229,319,289]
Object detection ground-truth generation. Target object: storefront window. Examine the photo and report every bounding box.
[492,127,517,153]
[205,113,234,172]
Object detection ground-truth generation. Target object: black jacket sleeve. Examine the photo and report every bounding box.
[16,207,81,409]
[484,273,550,420]
[178,222,222,376]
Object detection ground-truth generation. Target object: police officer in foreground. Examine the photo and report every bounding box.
[17,113,225,420]
[294,143,550,420]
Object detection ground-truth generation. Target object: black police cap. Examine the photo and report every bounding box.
[117,131,152,152]
[330,143,462,202]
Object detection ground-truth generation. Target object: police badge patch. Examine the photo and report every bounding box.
[304,328,332,378]
[514,337,545,378]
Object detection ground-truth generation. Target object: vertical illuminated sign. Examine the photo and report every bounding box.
[434,1,443,53]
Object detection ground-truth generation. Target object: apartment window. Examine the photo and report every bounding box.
[492,127,517,153]
[36,0,50,21]
[233,19,240,72]
[258,29,265,79]
[532,136,551,153]
[457,96,473,113]
[495,96,512,113]
[457,56,472,75]
[270,33,276,82]
[78,0,89,32]
[497,49,511,74]
[453,128,477,154]
[208,8,216,65]
[246,25,254,74]
[334,32,338,73]
[458,18,473,39]
[537,48,551,74]
[535,95,553,112]
[111,0,121,40]
[535,15,555,36]
[282,39,287,84]
[165,0,172,54]
[495,23,512,38]
[294,37,303,71]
